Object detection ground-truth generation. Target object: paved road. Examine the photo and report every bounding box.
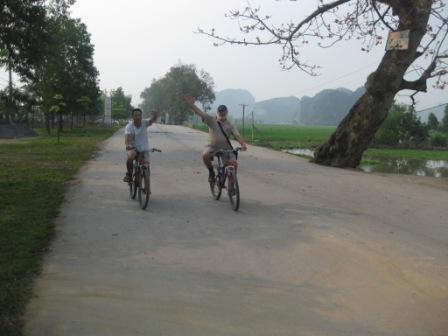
[25,125,448,336]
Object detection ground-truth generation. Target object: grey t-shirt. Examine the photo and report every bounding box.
[203,114,240,149]
[124,120,151,152]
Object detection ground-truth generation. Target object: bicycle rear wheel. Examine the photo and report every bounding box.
[129,167,138,199]
[227,172,240,211]
[210,168,222,200]
[138,167,150,209]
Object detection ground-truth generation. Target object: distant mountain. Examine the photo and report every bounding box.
[254,96,301,124]
[211,86,366,126]
[300,87,365,126]
[211,89,255,118]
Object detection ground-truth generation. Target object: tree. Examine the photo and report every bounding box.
[442,104,448,131]
[200,0,448,167]
[140,79,167,117]
[49,93,66,140]
[427,112,439,130]
[374,103,427,146]
[111,87,133,120]
[140,64,215,124]
[0,0,47,121]
[373,103,407,146]
[0,0,48,77]
[26,13,100,132]
[0,0,100,130]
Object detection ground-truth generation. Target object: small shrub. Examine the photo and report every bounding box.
[429,132,448,147]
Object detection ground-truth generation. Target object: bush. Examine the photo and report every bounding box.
[429,132,448,147]
[373,103,428,146]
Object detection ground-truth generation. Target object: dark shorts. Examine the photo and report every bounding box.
[127,149,150,162]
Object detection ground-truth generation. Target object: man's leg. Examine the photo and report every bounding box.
[124,150,136,182]
[202,147,215,182]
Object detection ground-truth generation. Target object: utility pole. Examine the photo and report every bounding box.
[239,103,248,137]
[251,110,254,143]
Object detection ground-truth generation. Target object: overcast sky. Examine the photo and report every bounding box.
[1,1,446,112]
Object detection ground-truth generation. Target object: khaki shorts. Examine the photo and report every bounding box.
[205,145,237,162]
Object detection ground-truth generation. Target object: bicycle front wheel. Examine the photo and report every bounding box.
[130,168,138,199]
[138,167,150,209]
[227,172,240,211]
[210,169,222,200]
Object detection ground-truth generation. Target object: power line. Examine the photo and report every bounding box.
[416,101,448,113]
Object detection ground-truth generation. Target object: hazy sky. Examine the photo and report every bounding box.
[1,1,446,112]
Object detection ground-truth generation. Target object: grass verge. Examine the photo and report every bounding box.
[0,126,117,336]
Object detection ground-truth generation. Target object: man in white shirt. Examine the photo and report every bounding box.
[123,108,158,182]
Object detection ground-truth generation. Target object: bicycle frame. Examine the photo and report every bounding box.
[135,154,149,184]
[128,148,161,210]
[215,155,236,188]
[210,148,241,211]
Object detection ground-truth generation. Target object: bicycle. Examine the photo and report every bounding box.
[128,147,161,210]
[209,147,241,211]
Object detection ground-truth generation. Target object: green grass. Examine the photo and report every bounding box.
[193,124,335,149]
[0,126,117,336]
[364,148,448,161]
[192,123,448,161]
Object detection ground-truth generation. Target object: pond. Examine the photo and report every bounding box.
[285,148,448,178]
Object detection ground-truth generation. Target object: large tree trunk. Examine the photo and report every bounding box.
[314,0,432,167]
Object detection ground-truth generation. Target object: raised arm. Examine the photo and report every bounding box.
[148,110,159,126]
[184,94,208,120]
[125,133,133,150]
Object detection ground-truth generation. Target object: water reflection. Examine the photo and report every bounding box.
[286,148,315,157]
[285,149,448,178]
[360,158,448,178]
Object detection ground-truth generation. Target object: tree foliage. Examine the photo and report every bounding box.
[374,103,428,146]
[110,87,133,120]
[443,104,448,131]
[0,1,101,131]
[140,64,215,124]
[427,112,440,130]
[0,0,48,79]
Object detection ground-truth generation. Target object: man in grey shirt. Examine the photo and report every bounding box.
[123,108,158,182]
[185,95,247,181]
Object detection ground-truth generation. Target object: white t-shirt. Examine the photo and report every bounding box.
[124,120,151,152]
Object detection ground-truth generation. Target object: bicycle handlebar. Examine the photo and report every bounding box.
[214,147,241,155]
[215,147,241,155]
[127,147,162,153]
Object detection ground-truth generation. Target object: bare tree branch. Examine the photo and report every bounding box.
[287,0,351,40]
[372,2,394,31]
[400,55,448,91]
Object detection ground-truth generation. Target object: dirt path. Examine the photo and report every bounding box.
[25,125,448,336]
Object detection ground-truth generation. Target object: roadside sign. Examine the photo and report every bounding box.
[386,30,410,50]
